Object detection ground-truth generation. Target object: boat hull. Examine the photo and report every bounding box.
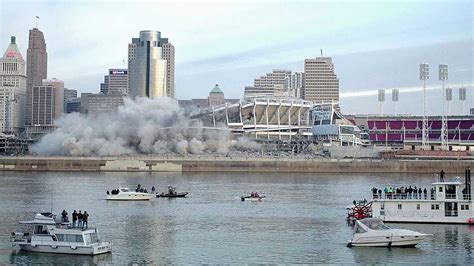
[157,192,188,198]
[348,238,424,247]
[241,196,265,201]
[16,242,112,255]
[106,194,154,201]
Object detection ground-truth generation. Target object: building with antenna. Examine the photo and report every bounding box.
[26,27,47,127]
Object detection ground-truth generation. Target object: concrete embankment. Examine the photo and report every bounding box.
[0,156,473,173]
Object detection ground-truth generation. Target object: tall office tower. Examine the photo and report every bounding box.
[41,78,64,121]
[100,69,128,95]
[244,69,292,100]
[27,78,64,138]
[0,36,27,134]
[64,88,78,101]
[161,38,175,98]
[26,27,47,126]
[303,57,339,104]
[128,30,169,99]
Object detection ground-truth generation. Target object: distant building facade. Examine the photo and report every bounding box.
[303,57,339,104]
[128,30,174,99]
[244,69,298,100]
[208,84,225,107]
[66,98,81,113]
[26,27,47,126]
[100,69,129,95]
[86,94,125,116]
[179,84,239,112]
[0,36,27,134]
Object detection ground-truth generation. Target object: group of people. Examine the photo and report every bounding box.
[371,186,435,200]
[250,192,261,198]
[106,185,156,195]
[61,210,90,229]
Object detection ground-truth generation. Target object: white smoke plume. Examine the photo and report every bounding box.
[31,97,240,157]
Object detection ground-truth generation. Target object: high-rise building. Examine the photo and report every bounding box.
[26,27,47,126]
[128,30,174,99]
[86,94,125,116]
[162,39,175,98]
[100,69,129,95]
[26,78,64,138]
[244,69,292,100]
[64,88,77,101]
[303,57,339,104]
[0,36,27,134]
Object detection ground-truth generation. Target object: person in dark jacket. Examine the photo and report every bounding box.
[61,209,68,223]
[83,211,89,229]
[72,210,78,228]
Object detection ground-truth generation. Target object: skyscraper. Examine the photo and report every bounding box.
[161,38,175,98]
[26,27,47,126]
[303,57,339,104]
[0,36,27,133]
[128,30,174,99]
[244,69,292,100]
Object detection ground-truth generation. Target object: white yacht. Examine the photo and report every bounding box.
[106,187,154,201]
[371,168,474,224]
[348,218,429,247]
[11,212,112,255]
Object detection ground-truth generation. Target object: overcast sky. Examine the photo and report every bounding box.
[0,0,472,115]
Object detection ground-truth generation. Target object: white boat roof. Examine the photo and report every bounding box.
[20,212,56,225]
[432,180,463,186]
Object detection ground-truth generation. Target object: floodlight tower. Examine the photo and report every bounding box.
[439,64,448,150]
[446,87,452,115]
[459,87,467,114]
[378,89,385,115]
[420,63,430,150]
[392,89,399,115]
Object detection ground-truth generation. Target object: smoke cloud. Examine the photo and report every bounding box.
[31,97,259,157]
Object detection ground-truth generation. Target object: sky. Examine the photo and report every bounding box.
[0,0,472,115]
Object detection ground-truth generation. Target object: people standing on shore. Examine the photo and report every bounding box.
[83,211,89,229]
[72,210,77,228]
[78,211,83,228]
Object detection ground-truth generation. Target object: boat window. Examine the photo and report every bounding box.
[466,205,470,210]
[120,188,129,192]
[76,235,84,243]
[56,234,64,241]
[90,232,98,243]
[439,187,443,192]
[461,205,465,210]
[416,204,420,210]
[34,225,47,234]
[398,204,402,210]
[354,225,366,234]
[381,203,384,210]
[83,234,91,245]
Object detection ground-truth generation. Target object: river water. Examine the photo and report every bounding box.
[0,171,472,264]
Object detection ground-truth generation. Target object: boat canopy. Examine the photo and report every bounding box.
[355,218,390,233]
[19,212,57,225]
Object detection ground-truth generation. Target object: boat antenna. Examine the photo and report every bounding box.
[50,187,53,213]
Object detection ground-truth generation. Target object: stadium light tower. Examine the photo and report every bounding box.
[378,89,385,115]
[420,63,430,150]
[392,89,399,115]
[439,64,448,150]
[446,87,452,115]
[459,86,467,114]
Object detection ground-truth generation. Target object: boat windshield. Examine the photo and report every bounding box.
[120,188,130,192]
[360,218,391,230]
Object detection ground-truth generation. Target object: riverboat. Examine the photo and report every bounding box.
[371,168,473,224]
[106,187,154,201]
[11,212,112,255]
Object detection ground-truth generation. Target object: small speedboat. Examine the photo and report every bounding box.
[347,218,430,247]
[157,186,188,198]
[106,187,154,201]
[241,194,266,201]
[11,212,111,255]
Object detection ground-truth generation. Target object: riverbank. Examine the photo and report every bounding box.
[0,156,473,173]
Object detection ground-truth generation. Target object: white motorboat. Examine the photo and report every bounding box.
[11,212,112,255]
[347,218,429,247]
[241,195,266,201]
[106,187,154,201]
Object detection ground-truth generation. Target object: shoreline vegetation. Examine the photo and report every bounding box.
[0,156,473,173]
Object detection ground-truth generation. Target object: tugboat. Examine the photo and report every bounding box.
[11,212,112,255]
[106,186,154,201]
[241,192,265,201]
[156,186,188,198]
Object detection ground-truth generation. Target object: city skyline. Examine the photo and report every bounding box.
[0,0,472,115]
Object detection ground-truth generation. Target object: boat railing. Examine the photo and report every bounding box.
[372,193,435,200]
[445,193,457,199]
